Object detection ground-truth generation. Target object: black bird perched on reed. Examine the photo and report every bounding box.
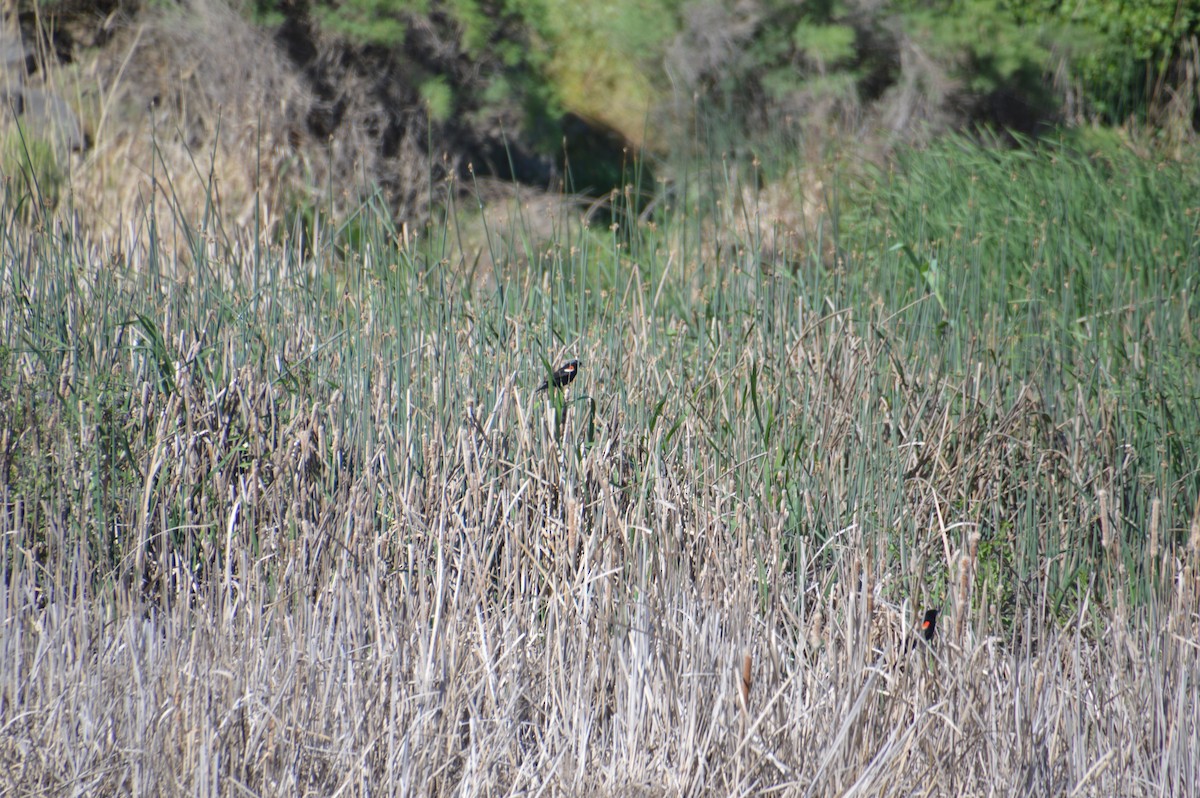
[902,609,936,657]
[906,608,940,654]
[536,359,580,393]
[918,608,938,641]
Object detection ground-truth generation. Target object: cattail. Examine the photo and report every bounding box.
[807,608,826,651]
[1189,493,1200,555]
[865,545,875,632]
[1099,490,1112,551]
[1187,495,1200,602]
[1149,498,1161,562]
[740,648,753,711]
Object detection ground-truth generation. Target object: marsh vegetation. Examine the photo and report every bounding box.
[2,0,1200,794]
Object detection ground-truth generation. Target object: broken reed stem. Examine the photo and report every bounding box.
[740,647,752,715]
[864,542,875,646]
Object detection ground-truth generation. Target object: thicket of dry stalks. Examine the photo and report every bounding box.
[1,188,1198,796]
[51,0,448,255]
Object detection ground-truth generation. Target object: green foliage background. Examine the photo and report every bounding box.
[264,0,1198,150]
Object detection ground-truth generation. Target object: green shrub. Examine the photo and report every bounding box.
[309,0,424,46]
[1,128,64,218]
[1014,0,1200,126]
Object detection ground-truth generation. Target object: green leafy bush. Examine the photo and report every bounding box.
[1014,0,1200,126]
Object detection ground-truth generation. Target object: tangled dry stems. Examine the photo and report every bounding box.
[64,0,447,258]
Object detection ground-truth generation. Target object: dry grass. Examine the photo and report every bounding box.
[56,0,450,258]
[2,173,1198,796]
[61,0,308,244]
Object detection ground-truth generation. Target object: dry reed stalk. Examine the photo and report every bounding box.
[1189,492,1200,555]
[740,647,753,713]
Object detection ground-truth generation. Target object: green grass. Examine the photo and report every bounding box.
[1,135,1198,795]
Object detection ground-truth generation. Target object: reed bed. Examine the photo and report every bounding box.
[1,137,1198,796]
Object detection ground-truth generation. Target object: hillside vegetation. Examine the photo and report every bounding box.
[4,0,1199,234]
